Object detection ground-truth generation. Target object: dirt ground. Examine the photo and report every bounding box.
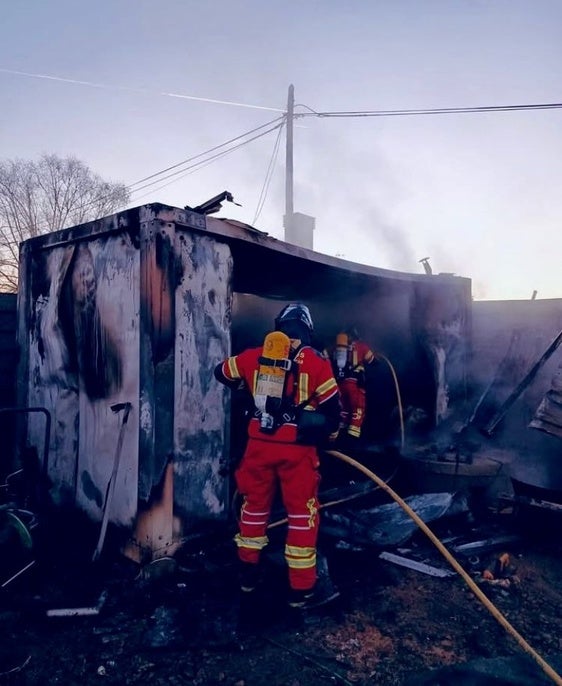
[2,503,562,686]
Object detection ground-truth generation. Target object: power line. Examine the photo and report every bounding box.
[6,67,562,229]
[3,67,561,119]
[41,98,562,219]
[129,116,285,188]
[0,67,285,113]
[128,121,284,202]
[18,117,284,233]
[252,120,285,225]
[129,154,232,204]
[298,101,562,118]
[127,121,284,196]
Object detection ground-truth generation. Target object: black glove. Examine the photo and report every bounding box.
[296,409,331,446]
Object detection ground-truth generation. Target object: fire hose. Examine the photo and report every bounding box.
[376,353,405,451]
[324,449,562,686]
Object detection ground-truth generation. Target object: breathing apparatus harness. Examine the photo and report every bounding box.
[333,337,365,385]
[253,344,328,444]
[254,351,296,433]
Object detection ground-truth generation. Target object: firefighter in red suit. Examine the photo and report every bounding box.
[330,326,377,441]
[214,304,341,609]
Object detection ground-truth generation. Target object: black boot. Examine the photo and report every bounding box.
[287,583,340,611]
[238,561,260,593]
[287,553,340,614]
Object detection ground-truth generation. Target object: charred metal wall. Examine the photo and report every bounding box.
[470,298,562,491]
[19,218,140,525]
[17,204,233,557]
[530,362,562,440]
[173,229,232,527]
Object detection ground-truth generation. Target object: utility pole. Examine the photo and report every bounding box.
[285,84,294,222]
[283,84,314,250]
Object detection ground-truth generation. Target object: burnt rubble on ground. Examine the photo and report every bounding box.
[2,417,562,686]
[2,492,562,686]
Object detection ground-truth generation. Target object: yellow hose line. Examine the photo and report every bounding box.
[325,449,562,686]
[378,354,405,451]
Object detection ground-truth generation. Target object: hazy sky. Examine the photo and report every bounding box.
[2,1,561,300]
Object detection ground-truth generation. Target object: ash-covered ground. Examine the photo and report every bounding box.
[2,499,562,686]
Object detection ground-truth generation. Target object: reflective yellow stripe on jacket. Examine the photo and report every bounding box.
[226,356,240,379]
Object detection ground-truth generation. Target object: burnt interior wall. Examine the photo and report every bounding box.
[471,298,562,491]
[227,245,470,451]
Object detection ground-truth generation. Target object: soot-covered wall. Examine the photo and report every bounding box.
[18,205,233,559]
[471,298,562,493]
[19,222,140,525]
[227,252,471,449]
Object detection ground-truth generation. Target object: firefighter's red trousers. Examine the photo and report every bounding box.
[234,437,320,591]
[339,378,366,438]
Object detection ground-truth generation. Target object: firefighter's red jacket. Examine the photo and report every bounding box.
[217,344,340,443]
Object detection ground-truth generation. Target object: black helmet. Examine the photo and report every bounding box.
[274,303,314,332]
[274,303,313,344]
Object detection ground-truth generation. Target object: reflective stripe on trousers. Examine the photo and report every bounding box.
[234,437,320,590]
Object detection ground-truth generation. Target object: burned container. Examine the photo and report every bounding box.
[16,203,471,561]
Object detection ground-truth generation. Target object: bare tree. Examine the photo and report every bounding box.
[0,154,130,292]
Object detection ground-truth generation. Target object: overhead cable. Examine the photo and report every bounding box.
[129,121,285,203]
[130,154,235,204]
[297,102,562,118]
[129,115,285,188]
[65,118,285,217]
[252,119,285,225]
[128,121,284,196]
[0,67,284,112]
[3,67,560,118]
